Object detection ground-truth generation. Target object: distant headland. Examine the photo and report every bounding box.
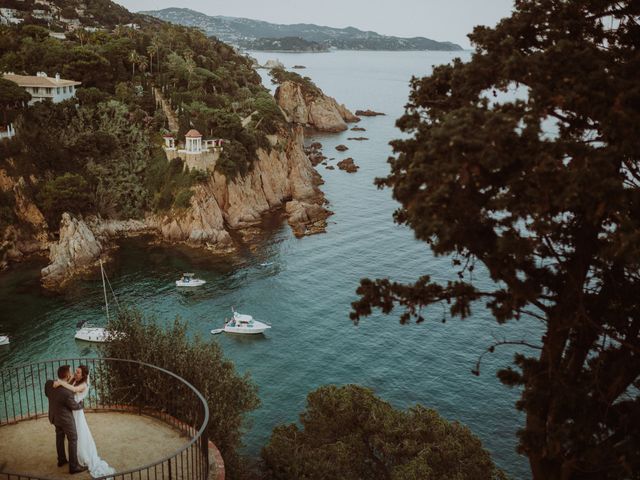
[140,8,464,52]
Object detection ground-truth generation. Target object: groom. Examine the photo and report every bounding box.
[44,365,88,474]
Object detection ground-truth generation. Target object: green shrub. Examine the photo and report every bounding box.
[104,310,260,479]
[262,385,505,480]
[173,188,193,208]
[36,173,93,227]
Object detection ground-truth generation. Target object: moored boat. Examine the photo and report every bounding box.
[211,308,271,335]
[74,260,120,343]
[0,335,9,346]
[74,323,113,343]
[176,273,206,287]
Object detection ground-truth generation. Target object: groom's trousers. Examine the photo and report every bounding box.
[55,424,79,469]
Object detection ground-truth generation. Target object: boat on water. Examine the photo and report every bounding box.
[74,324,114,343]
[75,260,120,343]
[211,308,271,335]
[176,273,206,287]
[0,335,9,346]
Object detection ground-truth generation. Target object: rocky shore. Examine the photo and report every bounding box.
[2,125,331,289]
[275,80,359,132]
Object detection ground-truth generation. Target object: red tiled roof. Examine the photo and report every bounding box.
[185,129,202,138]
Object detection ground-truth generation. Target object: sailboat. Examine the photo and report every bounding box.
[75,260,119,343]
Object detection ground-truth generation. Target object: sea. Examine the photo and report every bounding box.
[0,50,539,479]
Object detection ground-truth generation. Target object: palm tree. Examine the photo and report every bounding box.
[146,45,157,74]
[138,56,148,75]
[76,29,89,47]
[151,37,162,72]
[129,50,140,80]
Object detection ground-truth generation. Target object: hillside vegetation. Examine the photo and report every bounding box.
[0,2,286,233]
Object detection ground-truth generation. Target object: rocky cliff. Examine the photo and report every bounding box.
[38,127,330,288]
[151,127,329,245]
[0,170,49,270]
[275,81,359,132]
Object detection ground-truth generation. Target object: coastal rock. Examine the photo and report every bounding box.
[351,126,366,131]
[263,59,285,70]
[275,80,358,132]
[162,125,327,240]
[292,65,306,69]
[335,144,349,152]
[285,200,332,237]
[304,142,326,166]
[41,213,103,288]
[347,137,369,141]
[337,158,359,173]
[0,171,49,270]
[355,109,386,117]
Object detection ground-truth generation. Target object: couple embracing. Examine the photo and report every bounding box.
[44,364,115,478]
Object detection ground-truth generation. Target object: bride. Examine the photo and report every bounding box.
[54,365,115,478]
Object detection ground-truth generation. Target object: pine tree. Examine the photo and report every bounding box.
[351,1,640,478]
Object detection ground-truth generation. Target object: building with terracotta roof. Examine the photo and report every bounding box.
[2,72,81,105]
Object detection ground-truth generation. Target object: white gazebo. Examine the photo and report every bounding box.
[184,129,203,153]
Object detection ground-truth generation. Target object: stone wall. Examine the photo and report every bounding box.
[164,148,221,172]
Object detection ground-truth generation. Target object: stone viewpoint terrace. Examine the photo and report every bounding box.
[0,358,224,480]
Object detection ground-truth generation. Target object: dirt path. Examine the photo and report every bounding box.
[154,87,179,133]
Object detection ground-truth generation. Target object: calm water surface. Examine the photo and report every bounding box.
[0,51,538,479]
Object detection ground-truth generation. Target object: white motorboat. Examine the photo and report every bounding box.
[75,260,120,343]
[176,273,206,287]
[0,335,9,346]
[211,309,271,335]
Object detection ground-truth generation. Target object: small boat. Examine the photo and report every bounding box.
[0,335,9,346]
[259,262,274,267]
[75,323,113,343]
[213,308,271,335]
[75,260,119,343]
[176,273,206,287]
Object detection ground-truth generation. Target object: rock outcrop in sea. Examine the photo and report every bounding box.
[275,80,359,132]
[355,109,385,117]
[41,213,103,288]
[337,158,359,173]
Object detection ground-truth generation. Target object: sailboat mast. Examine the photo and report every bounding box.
[100,259,110,322]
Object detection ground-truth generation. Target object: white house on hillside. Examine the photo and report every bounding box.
[0,8,23,25]
[2,72,81,105]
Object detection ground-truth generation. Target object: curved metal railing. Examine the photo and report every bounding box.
[0,358,210,480]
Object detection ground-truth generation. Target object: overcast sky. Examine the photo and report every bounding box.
[113,0,515,49]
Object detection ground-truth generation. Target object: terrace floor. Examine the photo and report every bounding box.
[0,411,189,479]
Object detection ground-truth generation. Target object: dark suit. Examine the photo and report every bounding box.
[44,379,83,470]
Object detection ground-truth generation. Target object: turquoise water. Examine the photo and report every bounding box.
[0,51,538,479]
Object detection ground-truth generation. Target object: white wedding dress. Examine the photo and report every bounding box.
[74,381,116,478]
